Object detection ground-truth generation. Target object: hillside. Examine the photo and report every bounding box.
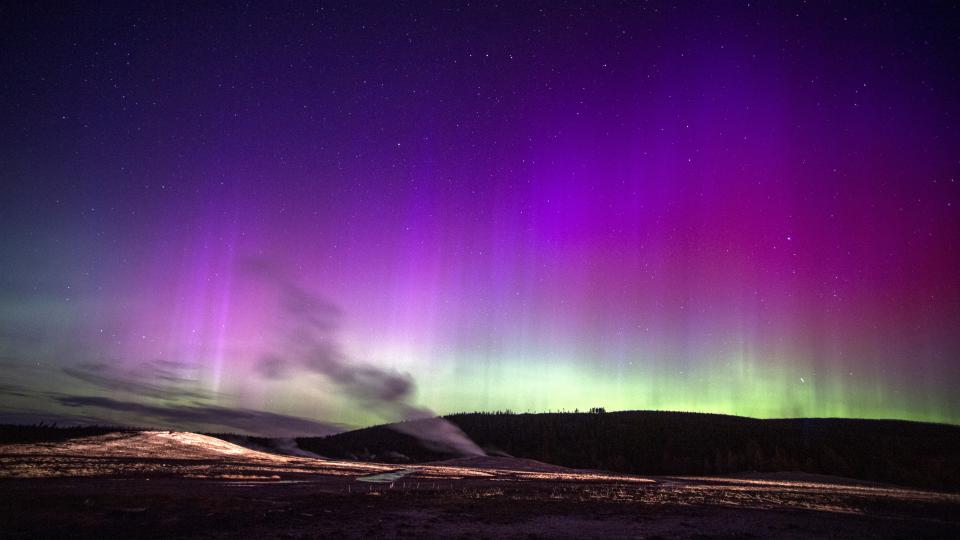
[298,411,960,490]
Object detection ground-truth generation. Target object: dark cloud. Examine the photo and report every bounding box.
[0,406,109,427]
[57,395,342,437]
[246,259,418,408]
[61,360,213,401]
[0,383,32,398]
[255,355,289,379]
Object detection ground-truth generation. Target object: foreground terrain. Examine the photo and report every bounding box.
[1,431,958,538]
[302,411,960,491]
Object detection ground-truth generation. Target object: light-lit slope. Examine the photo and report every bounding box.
[3,431,291,461]
[0,430,395,479]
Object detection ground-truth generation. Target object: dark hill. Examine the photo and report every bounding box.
[298,411,960,490]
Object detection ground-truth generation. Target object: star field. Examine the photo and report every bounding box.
[1,2,958,432]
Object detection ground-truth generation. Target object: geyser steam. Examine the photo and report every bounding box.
[247,259,484,456]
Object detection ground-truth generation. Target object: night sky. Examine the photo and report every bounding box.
[2,2,959,434]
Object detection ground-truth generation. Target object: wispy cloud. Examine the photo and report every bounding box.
[61,359,213,401]
[57,395,342,437]
[0,383,33,398]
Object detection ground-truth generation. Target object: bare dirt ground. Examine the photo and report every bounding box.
[2,431,958,539]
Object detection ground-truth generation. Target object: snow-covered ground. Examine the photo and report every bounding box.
[0,430,650,483]
[2,431,959,538]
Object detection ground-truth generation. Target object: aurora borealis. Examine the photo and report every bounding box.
[1,1,958,433]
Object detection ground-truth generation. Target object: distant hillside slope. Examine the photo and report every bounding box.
[298,411,960,490]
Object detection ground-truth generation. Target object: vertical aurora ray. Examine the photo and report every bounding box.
[0,2,958,431]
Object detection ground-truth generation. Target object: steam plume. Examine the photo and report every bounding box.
[246,259,483,456]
